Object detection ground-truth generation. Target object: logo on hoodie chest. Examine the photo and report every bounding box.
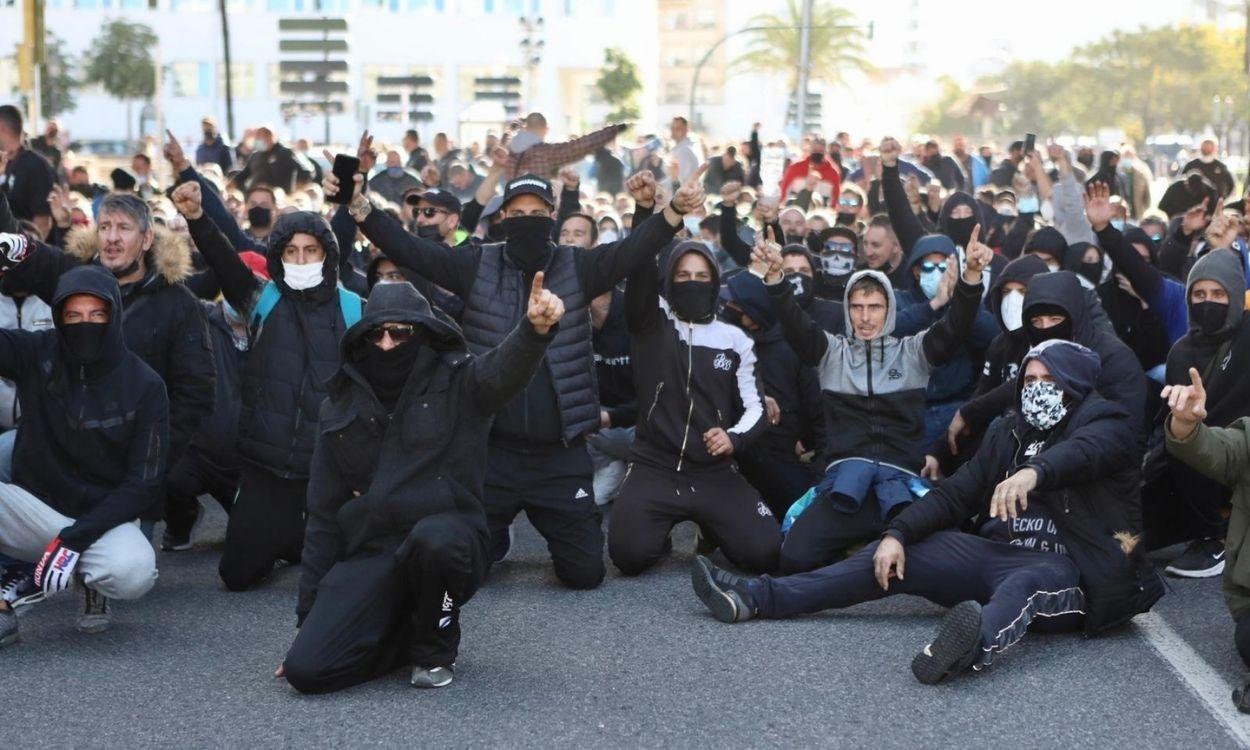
[712,353,732,372]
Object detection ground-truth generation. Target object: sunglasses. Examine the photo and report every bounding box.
[365,323,417,345]
[921,261,948,274]
[838,198,861,209]
[415,207,447,218]
[824,241,855,253]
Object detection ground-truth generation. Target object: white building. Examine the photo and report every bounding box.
[0,0,660,147]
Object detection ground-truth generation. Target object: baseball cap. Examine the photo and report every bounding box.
[417,188,462,215]
[502,173,556,210]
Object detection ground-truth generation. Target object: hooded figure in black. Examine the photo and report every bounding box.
[693,340,1163,683]
[1144,250,1250,561]
[1093,228,1171,374]
[1085,150,1125,198]
[719,271,827,518]
[283,279,559,694]
[610,240,778,575]
[182,195,364,592]
[0,264,166,612]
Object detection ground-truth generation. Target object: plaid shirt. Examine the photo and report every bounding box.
[509,124,622,179]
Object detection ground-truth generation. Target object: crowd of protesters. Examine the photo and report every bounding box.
[4,101,1250,704]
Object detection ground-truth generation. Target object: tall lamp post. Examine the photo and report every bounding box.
[519,15,545,115]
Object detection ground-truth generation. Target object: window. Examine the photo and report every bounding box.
[266,0,289,10]
[217,62,256,99]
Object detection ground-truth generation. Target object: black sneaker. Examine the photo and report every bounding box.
[912,600,984,685]
[0,566,36,606]
[691,555,757,624]
[1164,538,1226,579]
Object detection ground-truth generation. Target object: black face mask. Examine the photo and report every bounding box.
[1025,318,1073,346]
[785,233,806,246]
[809,153,824,165]
[358,335,423,410]
[61,322,110,362]
[504,216,555,270]
[946,215,977,249]
[785,271,815,308]
[836,211,858,226]
[203,130,215,141]
[248,206,273,230]
[415,224,444,242]
[1191,300,1230,336]
[1078,261,1103,285]
[667,280,716,322]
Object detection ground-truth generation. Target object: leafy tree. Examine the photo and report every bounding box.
[733,0,872,93]
[39,33,77,119]
[81,19,157,143]
[596,46,642,123]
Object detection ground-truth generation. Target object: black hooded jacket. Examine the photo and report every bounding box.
[297,281,555,621]
[0,266,169,551]
[888,343,1162,634]
[187,211,363,479]
[625,241,768,471]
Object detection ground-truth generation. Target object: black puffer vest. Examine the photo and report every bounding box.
[460,243,598,442]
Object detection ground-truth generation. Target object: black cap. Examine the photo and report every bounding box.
[110,167,137,192]
[502,173,556,210]
[822,225,858,246]
[417,188,462,215]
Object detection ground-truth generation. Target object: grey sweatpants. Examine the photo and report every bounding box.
[0,483,157,600]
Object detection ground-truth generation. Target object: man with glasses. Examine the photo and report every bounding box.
[405,188,462,246]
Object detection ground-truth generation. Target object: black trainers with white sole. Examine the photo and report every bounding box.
[911,600,984,685]
[1164,538,1226,578]
[691,555,757,624]
[411,665,454,689]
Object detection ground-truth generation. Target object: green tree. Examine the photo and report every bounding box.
[733,0,872,93]
[81,19,157,144]
[39,33,77,119]
[596,46,642,123]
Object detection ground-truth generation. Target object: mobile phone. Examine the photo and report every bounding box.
[328,154,361,205]
[1023,133,1036,155]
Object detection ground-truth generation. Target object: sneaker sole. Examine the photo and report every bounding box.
[912,601,983,685]
[691,555,739,624]
[411,673,454,689]
[77,618,110,635]
[1164,560,1225,578]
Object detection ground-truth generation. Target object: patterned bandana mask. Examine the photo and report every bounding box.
[1020,380,1068,431]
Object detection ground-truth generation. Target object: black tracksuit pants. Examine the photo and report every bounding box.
[608,460,781,575]
[749,530,1085,667]
[1142,462,1229,549]
[778,492,887,575]
[219,464,307,591]
[736,443,818,520]
[164,447,240,539]
[485,439,605,590]
[283,514,488,694]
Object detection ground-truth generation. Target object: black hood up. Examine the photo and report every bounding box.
[937,191,984,246]
[987,254,1048,332]
[1022,270,1091,343]
[51,265,128,370]
[661,239,722,313]
[1024,226,1068,265]
[1063,241,1102,274]
[339,280,464,367]
[265,211,341,294]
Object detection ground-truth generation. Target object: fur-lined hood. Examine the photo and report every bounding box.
[64,225,195,285]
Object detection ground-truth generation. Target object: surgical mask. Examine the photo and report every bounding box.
[252,139,267,152]
[1021,380,1068,431]
[1000,290,1024,331]
[282,260,323,291]
[599,228,620,244]
[1110,219,1125,232]
[667,280,716,322]
[1191,300,1230,336]
[1045,261,1061,273]
[682,216,702,236]
[60,322,109,362]
[919,267,944,300]
[247,206,272,230]
[504,215,555,270]
[416,224,443,241]
[387,166,404,178]
[818,251,855,278]
[1017,194,1040,214]
[785,271,814,307]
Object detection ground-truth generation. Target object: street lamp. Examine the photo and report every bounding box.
[519,15,545,113]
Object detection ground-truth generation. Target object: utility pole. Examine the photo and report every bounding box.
[794,0,813,138]
[18,0,45,133]
[219,0,236,140]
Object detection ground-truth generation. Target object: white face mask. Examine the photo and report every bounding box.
[599,229,620,244]
[282,260,323,291]
[1000,289,1025,331]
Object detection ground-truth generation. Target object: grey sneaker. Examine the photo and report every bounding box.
[691,555,757,624]
[411,665,454,689]
[0,604,17,648]
[77,584,111,634]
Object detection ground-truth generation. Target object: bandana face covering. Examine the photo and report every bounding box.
[1021,380,1068,431]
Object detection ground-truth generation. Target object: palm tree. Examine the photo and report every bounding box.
[733,0,872,94]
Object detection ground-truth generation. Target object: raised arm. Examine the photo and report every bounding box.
[716,181,754,267]
[757,235,831,367]
[511,123,624,178]
[166,131,263,254]
[1087,183,1163,302]
[174,182,263,316]
[879,138,924,255]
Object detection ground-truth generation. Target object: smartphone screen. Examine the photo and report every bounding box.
[328,155,361,204]
[1023,133,1036,155]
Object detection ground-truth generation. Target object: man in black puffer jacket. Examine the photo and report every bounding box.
[0,261,167,643]
[693,340,1163,684]
[172,181,364,591]
[282,274,562,693]
[333,164,698,589]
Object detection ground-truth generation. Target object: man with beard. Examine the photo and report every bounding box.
[280,273,565,692]
[0,262,166,644]
[327,151,702,589]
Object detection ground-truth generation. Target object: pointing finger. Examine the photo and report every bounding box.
[686,161,710,189]
[531,271,546,299]
[968,223,980,250]
[1190,367,1206,395]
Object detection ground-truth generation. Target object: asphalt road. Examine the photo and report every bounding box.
[4,502,1248,748]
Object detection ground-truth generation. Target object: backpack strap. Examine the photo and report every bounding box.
[337,287,363,328]
[252,281,282,326]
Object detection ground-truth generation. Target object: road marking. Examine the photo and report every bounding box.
[1135,611,1250,748]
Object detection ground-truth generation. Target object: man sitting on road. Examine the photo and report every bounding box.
[693,340,1163,684]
